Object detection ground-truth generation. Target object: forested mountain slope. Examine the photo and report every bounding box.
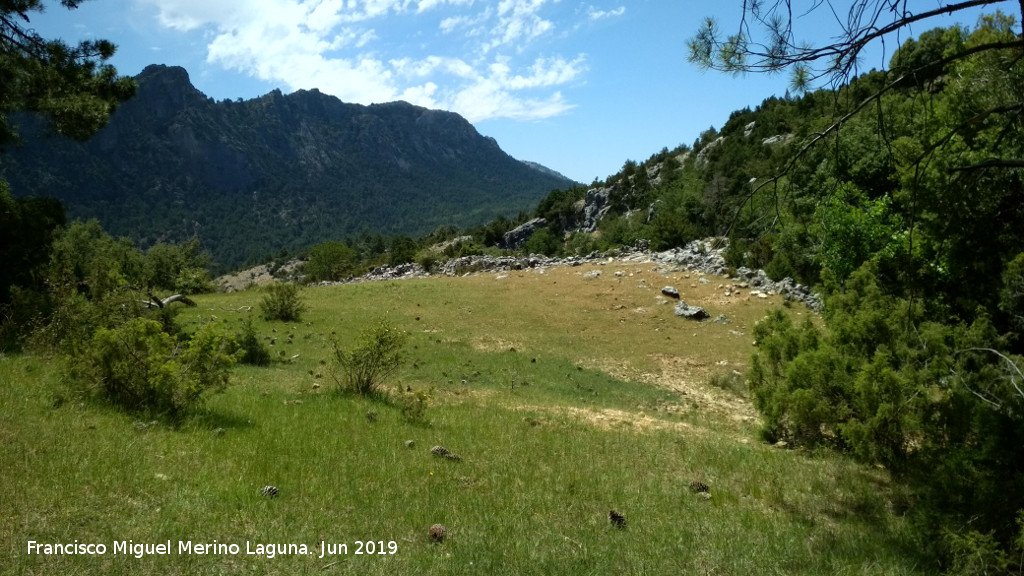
[0,64,573,269]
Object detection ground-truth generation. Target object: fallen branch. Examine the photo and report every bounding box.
[140,294,196,309]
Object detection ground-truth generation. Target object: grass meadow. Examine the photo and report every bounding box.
[1,262,930,574]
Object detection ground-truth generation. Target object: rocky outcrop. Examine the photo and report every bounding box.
[695,136,725,167]
[502,218,547,250]
[582,186,614,232]
[762,134,795,146]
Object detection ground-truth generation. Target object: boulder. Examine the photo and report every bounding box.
[675,300,710,321]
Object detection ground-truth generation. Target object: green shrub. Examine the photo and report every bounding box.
[388,236,418,266]
[564,232,598,256]
[237,315,272,366]
[260,282,306,322]
[397,386,434,424]
[305,241,359,282]
[329,320,407,396]
[749,265,1024,558]
[417,252,439,274]
[944,529,1009,576]
[1000,252,1024,334]
[70,318,239,416]
[523,228,561,256]
[173,267,214,294]
[707,370,746,396]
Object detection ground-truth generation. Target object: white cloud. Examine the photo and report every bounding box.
[484,0,557,51]
[587,5,624,20]
[417,0,474,13]
[140,0,587,121]
[392,53,585,121]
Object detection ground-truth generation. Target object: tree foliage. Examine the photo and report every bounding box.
[1,0,136,146]
[685,2,1024,566]
[687,0,1024,91]
[303,241,360,282]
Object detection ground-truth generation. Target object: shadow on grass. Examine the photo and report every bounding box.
[179,407,257,431]
[770,466,936,572]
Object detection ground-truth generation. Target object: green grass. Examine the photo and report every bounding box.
[1,264,931,574]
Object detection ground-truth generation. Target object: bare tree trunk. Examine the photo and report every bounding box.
[140,294,196,308]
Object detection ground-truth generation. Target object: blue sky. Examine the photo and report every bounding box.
[27,0,1008,183]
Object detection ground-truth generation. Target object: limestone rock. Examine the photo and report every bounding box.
[501,218,547,250]
[675,301,709,321]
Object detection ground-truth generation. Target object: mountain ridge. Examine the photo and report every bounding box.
[1,64,575,269]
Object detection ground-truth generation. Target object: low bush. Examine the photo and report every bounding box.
[69,318,240,416]
[260,282,306,322]
[329,320,407,396]
[237,315,272,366]
[707,370,746,396]
[397,385,434,424]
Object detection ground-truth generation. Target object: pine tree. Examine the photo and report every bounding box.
[1,0,136,147]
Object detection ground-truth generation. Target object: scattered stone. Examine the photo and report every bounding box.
[583,270,602,279]
[696,492,712,501]
[773,441,789,449]
[698,277,709,284]
[405,440,415,449]
[429,524,447,543]
[714,314,730,324]
[212,427,226,437]
[291,237,822,312]
[661,286,680,299]
[688,481,710,494]
[674,301,710,321]
[260,485,279,498]
[609,510,627,529]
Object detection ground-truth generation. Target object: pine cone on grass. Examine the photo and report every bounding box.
[431,445,462,462]
[428,524,447,543]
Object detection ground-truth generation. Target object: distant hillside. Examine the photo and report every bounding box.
[0,64,575,269]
